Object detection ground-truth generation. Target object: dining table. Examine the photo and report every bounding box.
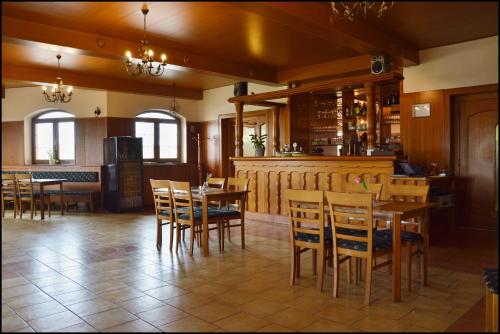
[190,187,248,257]
[32,178,66,219]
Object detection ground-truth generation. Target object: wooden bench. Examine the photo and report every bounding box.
[1,169,101,213]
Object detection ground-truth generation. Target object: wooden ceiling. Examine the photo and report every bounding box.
[2,2,497,99]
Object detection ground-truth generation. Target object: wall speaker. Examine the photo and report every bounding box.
[234,82,248,96]
[371,55,390,75]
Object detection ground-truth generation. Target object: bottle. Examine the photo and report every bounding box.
[345,106,350,117]
[390,92,396,105]
[361,102,367,116]
[354,103,360,116]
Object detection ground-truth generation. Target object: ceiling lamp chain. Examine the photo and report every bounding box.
[42,54,73,103]
[125,3,167,77]
[170,83,180,114]
[330,2,394,22]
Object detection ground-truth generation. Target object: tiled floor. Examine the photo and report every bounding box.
[1,211,497,332]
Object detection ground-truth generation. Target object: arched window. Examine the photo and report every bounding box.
[135,110,180,162]
[32,110,75,164]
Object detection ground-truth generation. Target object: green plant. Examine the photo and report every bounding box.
[47,149,59,164]
[249,133,268,149]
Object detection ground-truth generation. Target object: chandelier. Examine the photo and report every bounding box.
[42,54,73,103]
[125,3,167,77]
[330,2,394,22]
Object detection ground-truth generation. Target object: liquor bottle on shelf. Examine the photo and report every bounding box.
[390,92,396,105]
[361,102,367,116]
[345,105,350,117]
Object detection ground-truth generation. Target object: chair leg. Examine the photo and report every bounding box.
[364,256,373,306]
[312,249,317,276]
[30,200,34,220]
[169,221,174,252]
[347,257,352,284]
[241,219,245,249]
[290,246,296,286]
[176,225,181,254]
[333,253,340,298]
[156,219,162,251]
[227,221,231,242]
[189,226,195,256]
[296,251,301,278]
[1,198,4,218]
[317,249,325,291]
[406,244,412,291]
[217,223,222,252]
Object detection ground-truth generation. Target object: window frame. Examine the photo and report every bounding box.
[31,110,76,165]
[135,110,181,162]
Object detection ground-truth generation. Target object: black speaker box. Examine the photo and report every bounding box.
[234,82,248,96]
[371,55,390,75]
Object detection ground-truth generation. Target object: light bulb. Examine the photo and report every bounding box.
[148,49,154,57]
[52,86,56,93]
[68,86,73,93]
[125,51,132,59]
[161,54,167,62]
[42,86,47,92]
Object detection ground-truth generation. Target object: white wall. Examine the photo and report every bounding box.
[197,83,287,122]
[403,35,498,93]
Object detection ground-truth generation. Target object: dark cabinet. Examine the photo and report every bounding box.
[102,136,144,212]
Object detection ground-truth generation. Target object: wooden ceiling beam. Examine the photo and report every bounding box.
[2,65,203,100]
[277,55,372,84]
[245,101,287,108]
[234,2,419,66]
[2,16,278,84]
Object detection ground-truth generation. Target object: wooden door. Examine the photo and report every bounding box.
[455,92,498,230]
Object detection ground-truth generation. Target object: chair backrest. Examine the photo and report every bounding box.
[1,174,17,197]
[150,179,172,221]
[169,181,194,224]
[325,191,374,256]
[15,174,34,198]
[227,177,249,191]
[345,183,383,200]
[388,184,429,203]
[207,177,225,189]
[285,189,325,248]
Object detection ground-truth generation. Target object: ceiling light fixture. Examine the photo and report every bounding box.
[125,3,167,77]
[42,54,73,103]
[330,2,394,22]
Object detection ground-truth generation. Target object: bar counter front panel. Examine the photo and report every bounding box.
[232,156,396,216]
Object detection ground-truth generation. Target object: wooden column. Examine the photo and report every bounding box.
[272,106,280,154]
[365,83,376,149]
[235,101,244,157]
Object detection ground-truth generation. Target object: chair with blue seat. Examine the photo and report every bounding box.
[325,191,392,305]
[285,189,332,291]
[169,181,224,255]
[218,177,249,251]
[15,173,50,220]
[388,183,429,291]
[150,179,174,251]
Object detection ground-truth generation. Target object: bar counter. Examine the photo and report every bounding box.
[231,156,396,216]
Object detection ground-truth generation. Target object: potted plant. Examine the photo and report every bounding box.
[249,133,268,157]
[47,149,59,165]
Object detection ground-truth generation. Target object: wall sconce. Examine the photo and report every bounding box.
[94,106,101,117]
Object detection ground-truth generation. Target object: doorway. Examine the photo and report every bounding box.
[453,91,498,230]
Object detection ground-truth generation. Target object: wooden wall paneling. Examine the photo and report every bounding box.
[83,117,106,166]
[2,121,25,166]
[74,118,86,166]
[400,90,446,170]
[186,122,202,165]
[200,120,220,178]
[106,117,135,138]
[289,94,312,153]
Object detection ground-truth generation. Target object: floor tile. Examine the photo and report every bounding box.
[143,284,189,300]
[27,310,82,332]
[214,311,272,332]
[66,297,119,317]
[103,319,161,332]
[15,300,67,321]
[159,315,219,332]
[118,295,166,314]
[6,292,54,310]
[300,318,359,332]
[239,298,289,317]
[353,314,410,332]
[82,308,138,331]
[55,322,98,332]
[2,314,29,332]
[188,301,241,323]
[255,323,295,332]
[136,304,189,327]
[265,307,319,331]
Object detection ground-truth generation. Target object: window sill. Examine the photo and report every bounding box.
[143,162,187,166]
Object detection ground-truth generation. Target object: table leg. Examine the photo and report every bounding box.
[423,208,429,285]
[40,184,45,220]
[203,196,209,256]
[392,213,401,302]
[60,182,64,216]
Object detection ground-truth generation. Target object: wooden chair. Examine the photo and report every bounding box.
[15,173,50,220]
[285,189,332,291]
[1,174,18,219]
[169,181,223,255]
[345,182,383,200]
[219,177,249,251]
[150,179,174,251]
[388,183,430,291]
[325,191,392,305]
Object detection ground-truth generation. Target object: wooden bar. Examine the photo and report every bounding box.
[232,156,395,216]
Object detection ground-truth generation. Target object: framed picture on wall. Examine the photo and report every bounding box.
[412,103,431,117]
